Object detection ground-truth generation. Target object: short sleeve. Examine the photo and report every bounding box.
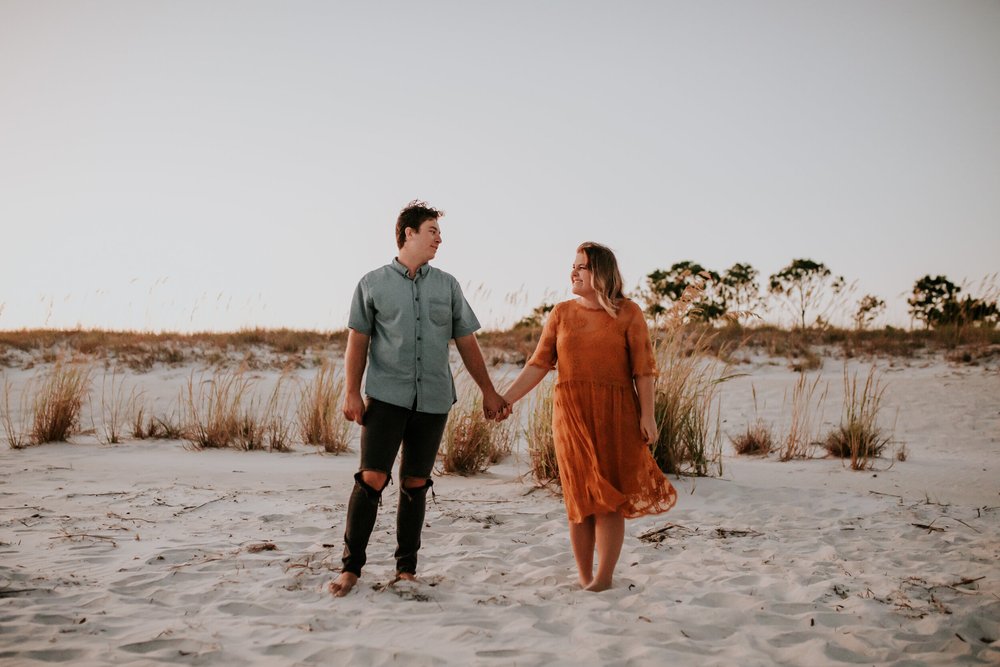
[347,278,374,335]
[450,278,481,339]
[527,304,560,370]
[625,302,657,377]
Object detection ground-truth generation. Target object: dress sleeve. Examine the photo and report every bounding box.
[625,302,657,377]
[526,305,560,370]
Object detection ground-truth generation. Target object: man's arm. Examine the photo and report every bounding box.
[453,333,509,420]
[342,329,370,425]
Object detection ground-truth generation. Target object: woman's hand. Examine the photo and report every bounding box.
[639,413,657,445]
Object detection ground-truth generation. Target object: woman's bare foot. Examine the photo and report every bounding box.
[584,577,612,592]
[578,573,593,588]
[328,572,358,597]
[394,572,417,583]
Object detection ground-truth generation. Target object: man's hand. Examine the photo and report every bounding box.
[343,390,366,425]
[482,388,510,422]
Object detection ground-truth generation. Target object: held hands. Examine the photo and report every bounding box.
[342,390,366,425]
[482,388,512,422]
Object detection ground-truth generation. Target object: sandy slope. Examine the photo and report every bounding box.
[1,355,998,666]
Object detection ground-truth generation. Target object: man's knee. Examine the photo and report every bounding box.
[360,470,389,491]
[402,476,429,490]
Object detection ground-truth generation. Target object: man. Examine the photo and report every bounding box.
[328,200,509,597]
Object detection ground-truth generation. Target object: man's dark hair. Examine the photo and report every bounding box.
[396,200,444,249]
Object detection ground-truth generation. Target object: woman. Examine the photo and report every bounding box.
[502,242,677,591]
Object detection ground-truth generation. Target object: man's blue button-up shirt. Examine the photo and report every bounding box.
[348,258,481,414]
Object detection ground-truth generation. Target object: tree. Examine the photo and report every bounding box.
[907,275,960,329]
[718,262,761,321]
[514,302,555,329]
[950,297,999,327]
[908,275,999,329]
[644,261,725,322]
[853,294,886,331]
[767,259,845,329]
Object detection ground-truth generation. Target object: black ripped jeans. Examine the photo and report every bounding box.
[340,398,447,576]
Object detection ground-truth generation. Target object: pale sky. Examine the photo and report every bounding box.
[2,1,998,331]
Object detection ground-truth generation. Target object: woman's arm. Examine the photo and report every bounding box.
[501,364,550,405]
[635,375,657,444]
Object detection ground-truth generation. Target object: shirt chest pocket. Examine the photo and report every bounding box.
[429,298,452,328]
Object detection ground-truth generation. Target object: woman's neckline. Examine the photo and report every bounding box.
[571,298,620,312]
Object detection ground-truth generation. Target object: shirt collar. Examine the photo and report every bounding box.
[391,257,430,279]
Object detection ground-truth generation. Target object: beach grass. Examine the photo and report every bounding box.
[93,367,136,445]
[296,361,351,454]
[779,371,827,461]
[182,368,254,449]
[524,377,559,487]
[650,282,737,477]
[440,382,518,475]
[732,418,775,456]
[30,361,92,445]
[823,365,892,469]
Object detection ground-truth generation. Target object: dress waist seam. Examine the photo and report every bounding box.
[555,379,634,390]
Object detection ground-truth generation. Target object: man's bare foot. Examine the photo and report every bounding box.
[584,577,612,592]
[328,572,358,597]
[393,572,417,583]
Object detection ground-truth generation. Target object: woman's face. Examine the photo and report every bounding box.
[570,251,595,298]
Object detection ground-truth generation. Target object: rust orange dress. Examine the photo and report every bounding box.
[528,298,677,523]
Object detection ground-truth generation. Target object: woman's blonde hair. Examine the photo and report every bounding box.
[577,242,625,318]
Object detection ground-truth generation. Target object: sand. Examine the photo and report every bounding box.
[1,353,998,666]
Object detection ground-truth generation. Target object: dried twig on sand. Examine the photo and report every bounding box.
[50,531,118,546]
[173,493,237,516]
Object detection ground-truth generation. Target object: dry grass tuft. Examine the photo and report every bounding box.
[440,400,494,475]
[525,377,559,486]
[297,361,351,453]
[778,372,827,461]
[823,365,891,469]
[93,368,137,444]
[731,418,775,456]
[650,283,738,477]
[183,368,254,449]
[439,386,518,475]
[238,376,294,452]
[129,395,150,439]
[261,378,295,453]
[2,374,32,448]
[30,361,92,444]
[131,397,186,441]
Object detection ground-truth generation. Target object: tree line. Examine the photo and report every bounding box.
[515,259,998,330]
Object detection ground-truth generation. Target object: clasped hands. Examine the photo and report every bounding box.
[482,389,512,422]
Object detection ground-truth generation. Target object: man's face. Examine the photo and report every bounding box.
[405,219,442,263]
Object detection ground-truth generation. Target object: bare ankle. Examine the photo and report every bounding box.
[584,577,612,592]
[328,571,359,597]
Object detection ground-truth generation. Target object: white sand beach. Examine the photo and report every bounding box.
[1,353,998,666]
